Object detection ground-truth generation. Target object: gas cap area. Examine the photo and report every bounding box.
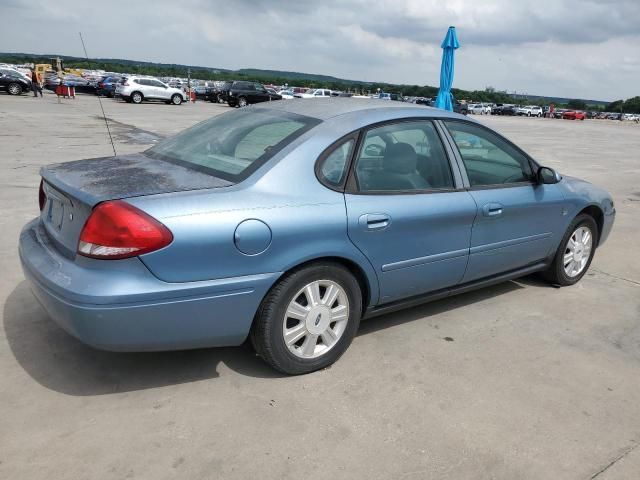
[234,219,272,255]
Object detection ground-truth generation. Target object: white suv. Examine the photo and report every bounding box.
[294,88,333,99]
[116,76,185,105]
[517,105,543,117]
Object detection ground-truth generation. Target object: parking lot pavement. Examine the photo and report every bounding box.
[1,94,639,480]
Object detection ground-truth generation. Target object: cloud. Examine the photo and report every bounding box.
[0,0,638,99]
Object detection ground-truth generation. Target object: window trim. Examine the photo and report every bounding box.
[344,117,465,196]
[439,118,540,190]
[314,132,360,192]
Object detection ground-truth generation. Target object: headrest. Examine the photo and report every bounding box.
[383,142,418,174]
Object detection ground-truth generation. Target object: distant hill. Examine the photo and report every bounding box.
[515,93,609,107]
[0,51,611,105]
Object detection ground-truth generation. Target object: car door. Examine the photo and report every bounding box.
[344,119,477,304]
[254,84,269,103]
[152,80,170,100]
[136,79,154,99]
[441,120,566,283]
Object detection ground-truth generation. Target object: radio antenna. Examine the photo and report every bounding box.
[79,32,117,157]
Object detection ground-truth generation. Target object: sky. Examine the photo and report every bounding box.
[1,0,638,101]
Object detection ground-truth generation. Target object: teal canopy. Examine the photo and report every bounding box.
[434,26,460,111]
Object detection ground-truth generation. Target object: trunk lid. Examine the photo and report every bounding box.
[40,153,232,258]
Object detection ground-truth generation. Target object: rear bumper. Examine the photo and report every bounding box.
[19,219,280,351]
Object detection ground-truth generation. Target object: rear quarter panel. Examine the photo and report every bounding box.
[127,121,381,303]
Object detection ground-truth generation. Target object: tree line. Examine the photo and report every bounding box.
[2,54,638,112]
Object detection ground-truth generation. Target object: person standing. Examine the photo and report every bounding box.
[31,68,43,98]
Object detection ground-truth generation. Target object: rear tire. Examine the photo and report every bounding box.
[237,96,247,107]
[541,214,598,286]
[7,83,22,95]
[251,263,362,375]
[131,91,143,104]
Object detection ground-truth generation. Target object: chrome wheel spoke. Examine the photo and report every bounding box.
[321,328,339,348]
[563,252,573,265]
[286,301,309,320]
[284,323,307,346]
[331,305,348,323]
[301,334,319,357]
[322,284,340,308]
[304,282,321,307]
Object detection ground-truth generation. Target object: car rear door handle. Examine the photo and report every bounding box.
[482,203,504,217]
[359,213,391,230]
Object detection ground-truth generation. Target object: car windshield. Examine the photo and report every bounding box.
[145,109,320,182]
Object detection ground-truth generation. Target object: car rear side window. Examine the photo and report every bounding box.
[355,120,454,192]
[444,121,533,187]
[317,138,355,188]
[146,109,320,182]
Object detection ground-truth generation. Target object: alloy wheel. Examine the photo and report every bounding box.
[563,226,593,277]
[8,83,21,95]
[282,280,350,359]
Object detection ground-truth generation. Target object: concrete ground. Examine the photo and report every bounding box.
[1,93,639,480]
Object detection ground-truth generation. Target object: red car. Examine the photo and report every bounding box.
[563,110,586,120]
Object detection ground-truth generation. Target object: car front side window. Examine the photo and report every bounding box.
[444,121,533,187]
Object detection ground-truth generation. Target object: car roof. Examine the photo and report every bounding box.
[254,97,463,121]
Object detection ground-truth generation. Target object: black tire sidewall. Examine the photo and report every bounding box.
[551,214,598,286]
[254,264,362,374]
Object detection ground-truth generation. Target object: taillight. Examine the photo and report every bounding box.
[78,200,173,260]
[38,179,46,211]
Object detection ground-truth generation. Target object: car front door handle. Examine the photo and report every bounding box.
[359,213,391,230]
[482,203,504,217]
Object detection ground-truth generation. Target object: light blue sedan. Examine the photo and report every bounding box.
[19,100,615,374]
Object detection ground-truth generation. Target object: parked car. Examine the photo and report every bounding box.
[501,105,519,116]
[227,81,282,107]
[517,105,543,117]
[0,68,31,95]
[115,76,186,105]
[562,110,586,120]
[468,104,484,114]
[96,76,122,98]
[415,98,433,106]
[208,81,233,104]
[294,88,333,99]
[277,89,295,99]
[20,100,615,374]
[453,101,468,115]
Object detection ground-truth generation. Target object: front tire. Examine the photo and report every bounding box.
[251,263,362,375]
[7,83,22,95]
[171,94,182,105]
[542,214,598,286]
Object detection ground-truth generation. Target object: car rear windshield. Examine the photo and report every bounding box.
[145,109,320,182]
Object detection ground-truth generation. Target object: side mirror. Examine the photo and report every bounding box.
[537,166,561,184]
